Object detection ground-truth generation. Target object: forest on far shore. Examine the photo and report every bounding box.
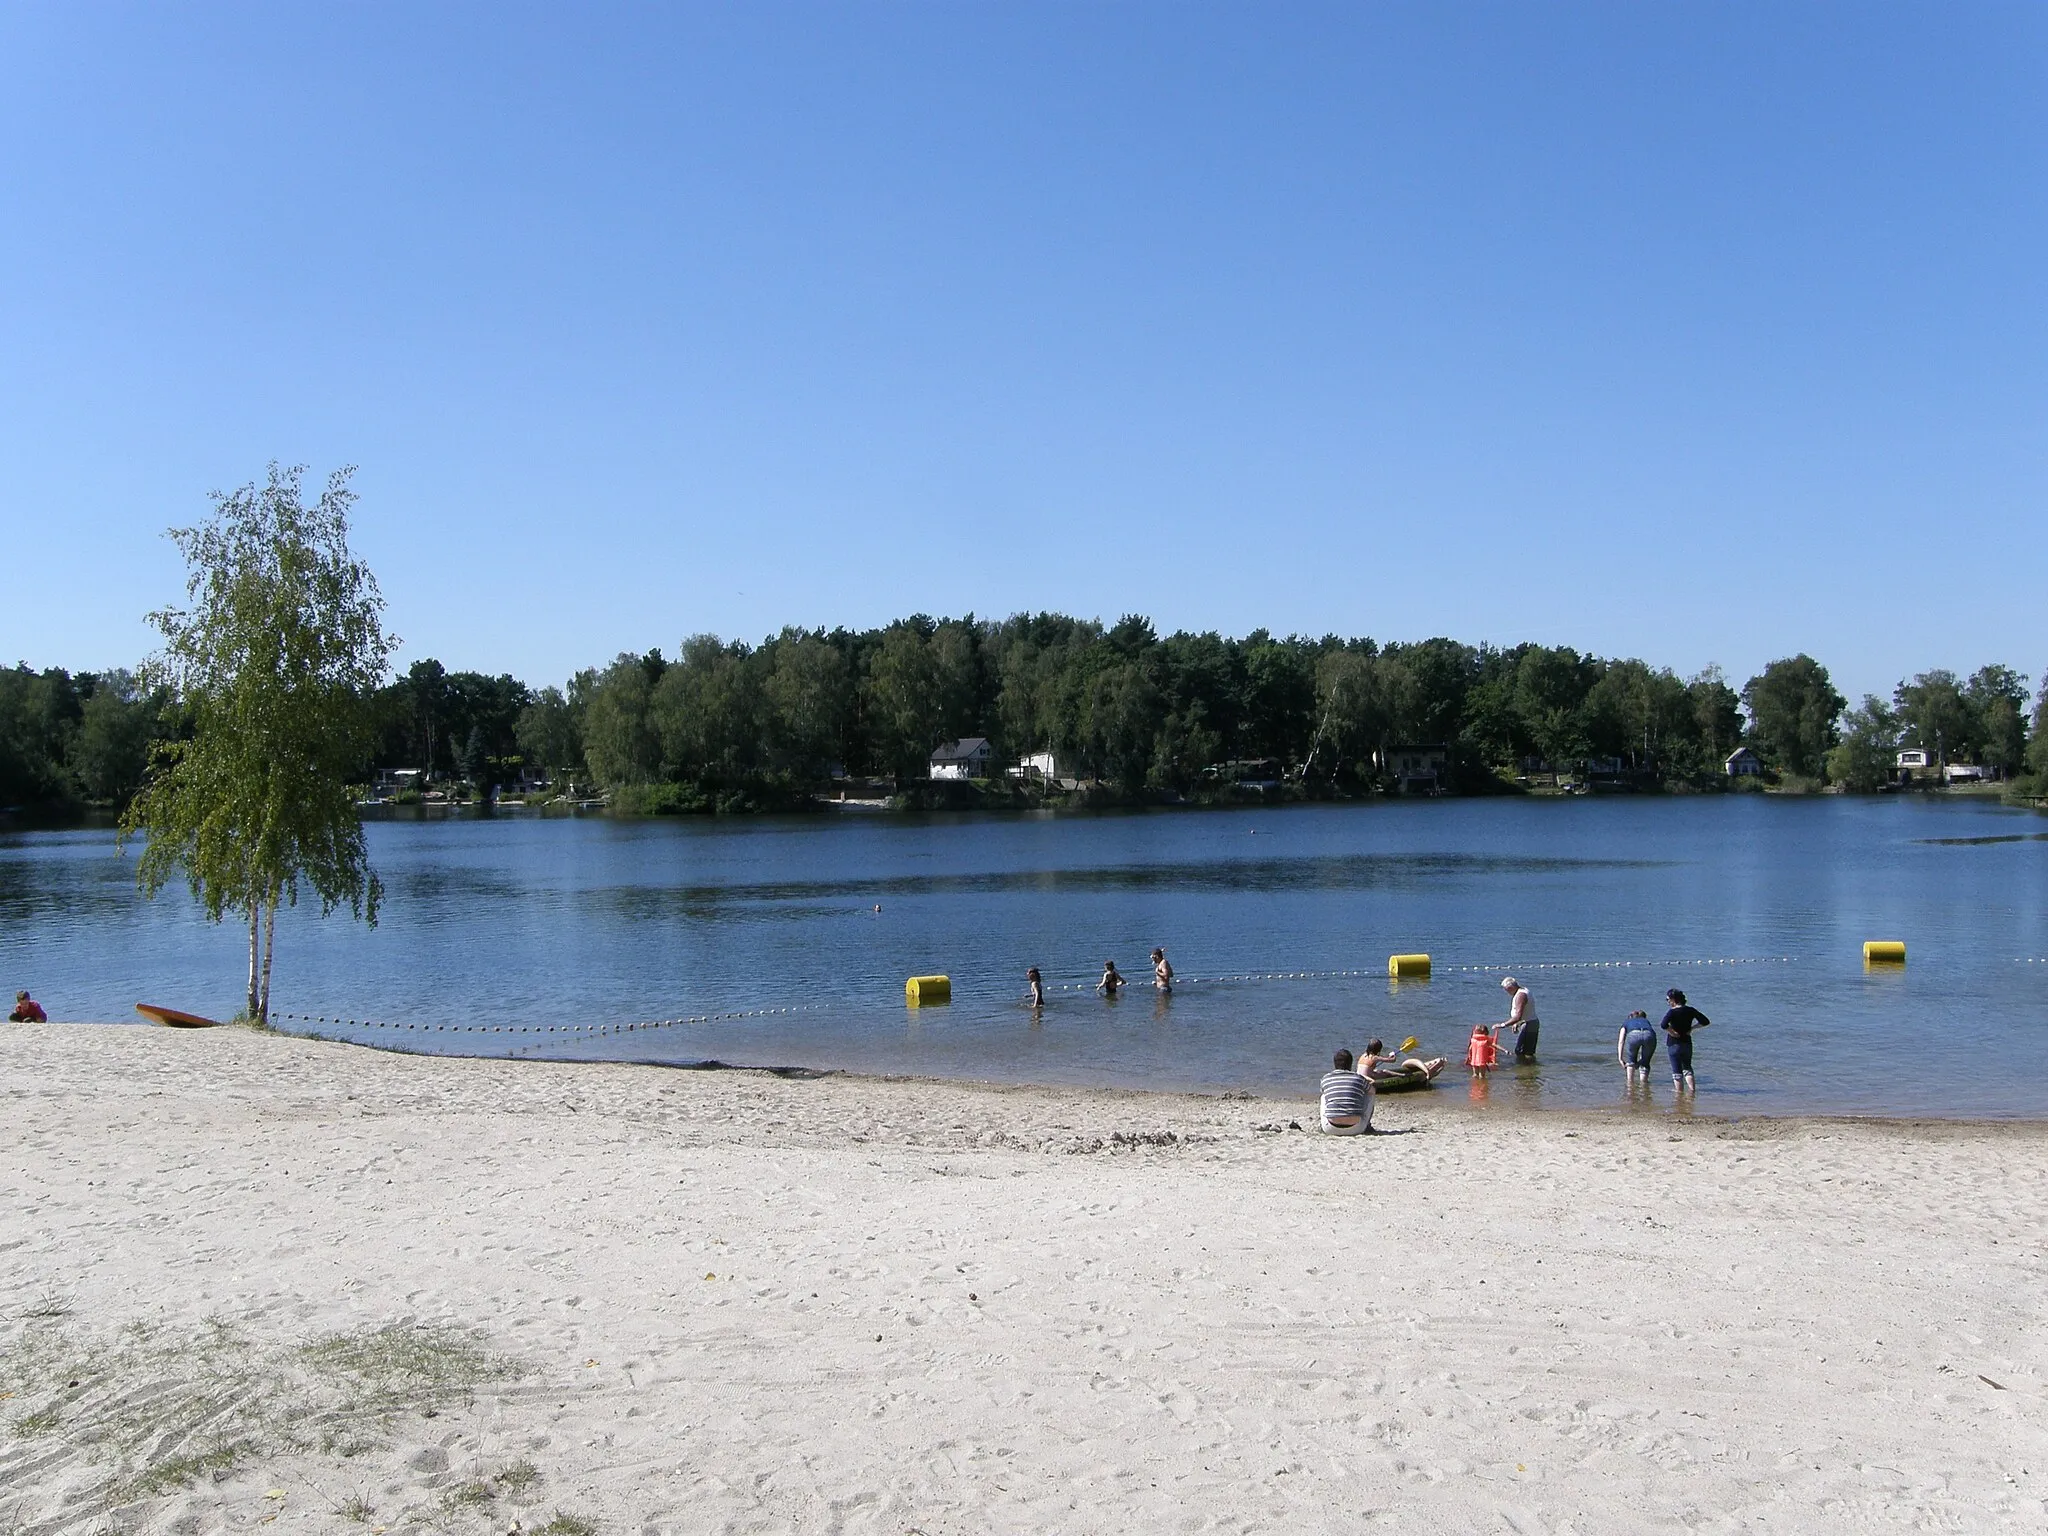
[8,614,2045,817]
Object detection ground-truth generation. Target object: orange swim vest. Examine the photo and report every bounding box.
[1466,1028,1497,1069]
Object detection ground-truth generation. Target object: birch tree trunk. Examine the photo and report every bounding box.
[258,893,278,1026]
[246,898,261,1020]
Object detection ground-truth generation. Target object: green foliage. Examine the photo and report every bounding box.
[22,583,2042,818]
[1894,668,1972,765]
[0,665,177,811]
[1964,665,2029,775]
[580,652,663,788]
[548,621,2042,804]
[1827,696,1901,792]
[1742,655,1845,779]
[2030,672,2048,777]
[118,464,395,1023]
[515,685,583,784]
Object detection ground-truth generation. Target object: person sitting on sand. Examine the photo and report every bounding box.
[1618,1010,1657,1079]
[1097,961,1125,997]
[1660,988,1711,1092]
[10,990,46,1023]
[1498,976,1539,1059]
[1026,967,1046,1008]
[1151,948,1174,992]
[1319,1048,1374,1135]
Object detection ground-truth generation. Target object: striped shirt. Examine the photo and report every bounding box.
[1320,1069,1372,1123]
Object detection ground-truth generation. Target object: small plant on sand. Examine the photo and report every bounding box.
[22,1291,73,1321]
[300,1321,517,1418]
[15,1403,63,1436]
[337,1495,375,1523]
[441,1479,494,1512]
[535,1512,597,1536]
[124,1441,248,1496]
[495,1459,541,1496]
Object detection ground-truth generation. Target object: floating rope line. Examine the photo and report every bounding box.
[275,1003,826,1045]
[1432,957,1798,974]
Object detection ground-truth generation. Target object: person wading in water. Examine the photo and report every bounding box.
[1498,976,1539,1060]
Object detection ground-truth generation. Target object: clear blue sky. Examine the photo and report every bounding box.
[2,3,2042,705]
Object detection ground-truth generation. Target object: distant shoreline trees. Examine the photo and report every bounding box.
[7,614,2045,819]
[363,622,2047,809]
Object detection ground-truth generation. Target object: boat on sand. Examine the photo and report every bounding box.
[135,1003,224,1029]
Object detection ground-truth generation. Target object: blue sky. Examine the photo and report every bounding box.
[2,3,2042,705]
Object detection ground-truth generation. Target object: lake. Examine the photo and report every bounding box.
[4,795,2046,1117]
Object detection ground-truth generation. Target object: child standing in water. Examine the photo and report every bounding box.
[1466,1022,1499,1075]
[1026,967,1045,1008]
[1097,961,1125,998]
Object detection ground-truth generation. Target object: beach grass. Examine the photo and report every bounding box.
[0,1311,527,1529]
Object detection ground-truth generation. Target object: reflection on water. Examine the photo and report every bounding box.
[3,795,2046,1117]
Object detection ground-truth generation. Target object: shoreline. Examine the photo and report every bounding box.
[7,1024,2048,1531]
[76,1014,2048,1128]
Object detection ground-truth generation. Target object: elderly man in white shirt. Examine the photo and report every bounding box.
[1499,976,1539,1060]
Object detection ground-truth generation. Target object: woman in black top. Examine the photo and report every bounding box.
[1660,988,1711,1092]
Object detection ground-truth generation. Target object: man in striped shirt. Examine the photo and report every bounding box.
[1319,1048,1374,1135]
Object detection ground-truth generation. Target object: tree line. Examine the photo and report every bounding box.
[7,616,2046,815]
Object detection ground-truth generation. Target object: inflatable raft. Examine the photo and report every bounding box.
[1367,1056,1446,1092]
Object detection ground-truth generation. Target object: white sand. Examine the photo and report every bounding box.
[3,1024,2045,1534]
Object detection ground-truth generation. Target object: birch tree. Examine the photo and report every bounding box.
[120,464,396,1024]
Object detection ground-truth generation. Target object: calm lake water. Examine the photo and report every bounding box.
[5,796,2047,1117]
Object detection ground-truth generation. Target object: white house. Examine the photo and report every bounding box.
[1724,747,1764,777]
[1006,748,1068,785]
[1897,748,1933,771]
[1943,763,1992,783]
[928,737,993,781]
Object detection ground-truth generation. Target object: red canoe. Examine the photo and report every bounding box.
[135,1003,224,1029]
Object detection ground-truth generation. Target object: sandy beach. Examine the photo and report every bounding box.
[3,1024,2045,1534]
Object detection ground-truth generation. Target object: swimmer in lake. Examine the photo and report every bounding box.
[1151,948,1174,991]
[1098,961,1125,997]
[1026,967,1046,1008]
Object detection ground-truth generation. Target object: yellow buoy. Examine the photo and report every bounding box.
[1388,953,1431,979]
[1862,941,1906,965]
[905,974,952,1005]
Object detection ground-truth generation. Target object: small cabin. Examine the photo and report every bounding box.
[1007,749,1069,786]
[1380,743,1449,795]
[1944,763,1992,783]
[1896,748,1933,771]
[928,737,993,781]
[1724,747,1764,777]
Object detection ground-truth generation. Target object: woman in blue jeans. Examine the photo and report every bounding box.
[1660,988,1711,1092]
[1617,1010,1658,1080]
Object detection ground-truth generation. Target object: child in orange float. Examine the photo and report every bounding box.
[1465,1022,1499,1075]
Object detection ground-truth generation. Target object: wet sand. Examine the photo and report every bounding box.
[3,1023,2045,1533]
